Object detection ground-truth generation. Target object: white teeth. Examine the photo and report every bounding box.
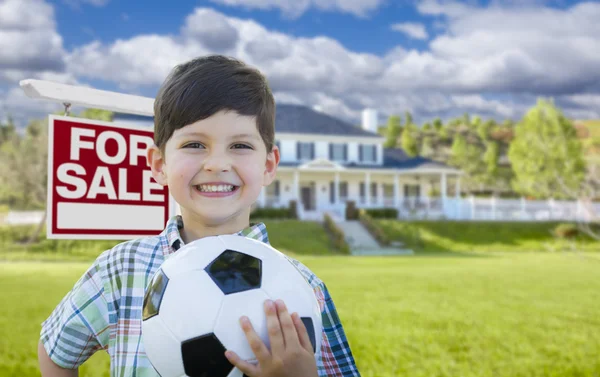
[198,184,235,192]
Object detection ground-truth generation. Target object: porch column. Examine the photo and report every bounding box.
[365,172,371,206]
[393,174,399,207]
[293,170,299,201]
[334,171,340,205]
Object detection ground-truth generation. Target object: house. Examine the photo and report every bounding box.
[113,105,463,221]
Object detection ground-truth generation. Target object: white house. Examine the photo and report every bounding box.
[113,105,463,221]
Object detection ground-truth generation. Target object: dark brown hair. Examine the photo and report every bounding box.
[153,55,275,155]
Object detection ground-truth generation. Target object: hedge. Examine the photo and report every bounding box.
[323,213,351,254]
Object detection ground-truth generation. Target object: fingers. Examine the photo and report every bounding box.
[239,316,271,365]
[275,300,300,350]
[292,312,314,353]
[225,350,259,377]
[265,299,285,354]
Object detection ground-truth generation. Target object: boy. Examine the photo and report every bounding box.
[38,55,361,377]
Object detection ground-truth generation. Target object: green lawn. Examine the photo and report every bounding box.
[377,220,600,253]
[1,252,600,377]
[0,219,337,261]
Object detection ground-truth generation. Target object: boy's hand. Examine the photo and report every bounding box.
[225,299,318,377]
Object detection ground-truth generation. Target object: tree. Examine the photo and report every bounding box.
[0,108,115,243]
[0,119,48,210]
[422,122,432,132]
[75,108,114,122]
[384,115,402,148]
[401,124,419,157]
[404,111,413,126]
[433,117,443,132]
[478,119,495,141]
[483,141,499,177]
[420,136,435,158]
[508,98,586,199]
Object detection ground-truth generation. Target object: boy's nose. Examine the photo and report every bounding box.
[202,152,232,172]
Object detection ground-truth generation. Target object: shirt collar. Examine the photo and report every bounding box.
[161,215,269,256]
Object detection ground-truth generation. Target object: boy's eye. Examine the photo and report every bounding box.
[232,143,253,149]
[183,142,204,149]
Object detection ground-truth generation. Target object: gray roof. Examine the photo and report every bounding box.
[112,104,382,138]
[274,104,381,137]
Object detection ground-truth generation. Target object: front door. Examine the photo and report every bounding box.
[301,187,313,210]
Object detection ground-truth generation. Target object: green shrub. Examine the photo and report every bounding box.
[364,208,398,219]
[250,207,294,220]
[288,200,298,219]
[323,213,351,254]
[553,223,579,239]
[359,209,390,246]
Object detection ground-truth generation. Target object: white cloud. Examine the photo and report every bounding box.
[0,0,65,72]
[208,0,385,19]
[391,22,429,40]
[64,0,110,8]
[5,0,600,130]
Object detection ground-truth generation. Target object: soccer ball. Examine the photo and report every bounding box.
[141,234,323,377]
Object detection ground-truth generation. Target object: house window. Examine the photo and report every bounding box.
[359,144,377,163]
[404,184,420,197]
[370,182,377,198]
[297,142,314,160]
[383,184,394,198]
[359,182,365,203]
[329,143,347,161]
[339,182,348,199]
[329,181,348,203]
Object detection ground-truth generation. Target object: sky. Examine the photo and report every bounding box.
[1,0,599,128]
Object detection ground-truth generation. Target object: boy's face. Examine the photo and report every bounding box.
[147,110,279,229]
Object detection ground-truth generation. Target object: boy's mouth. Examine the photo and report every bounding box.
[195,184,237,193]
[194,184,240,197]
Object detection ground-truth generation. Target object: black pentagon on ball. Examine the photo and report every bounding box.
[142,269,169,321]
[301,317,317,353]
[181,333,234,377]
[205,249,262,294]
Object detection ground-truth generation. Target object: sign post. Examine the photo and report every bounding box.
[47,115,171,239]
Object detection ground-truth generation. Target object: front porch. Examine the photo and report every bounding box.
[255,158,461,221]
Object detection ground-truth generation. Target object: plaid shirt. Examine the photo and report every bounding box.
[41,216,360,377]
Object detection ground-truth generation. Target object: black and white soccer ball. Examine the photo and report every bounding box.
[141,234,323,377]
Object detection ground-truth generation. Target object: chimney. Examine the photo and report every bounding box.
[361,108,378,133]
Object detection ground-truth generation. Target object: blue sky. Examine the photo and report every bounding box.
[1,0,598,127]
[52,0,432,56]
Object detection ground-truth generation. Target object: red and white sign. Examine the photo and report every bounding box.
[47,115,171,239]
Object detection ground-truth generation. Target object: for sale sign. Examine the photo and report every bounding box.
[47,115,171,239]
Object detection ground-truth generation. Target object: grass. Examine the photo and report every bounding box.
[377,220,600,254]
[1,252,600,377]
[0,218,337,261]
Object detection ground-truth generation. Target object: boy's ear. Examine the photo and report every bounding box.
[263,144,280,186]
[147,144,168,186]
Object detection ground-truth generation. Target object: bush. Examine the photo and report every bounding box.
[345,201,359,220]
[323,213,351,254]
[358,210,390,246]
[288,200,298,219]
[250,206,294,220]
[364,208,398,219]
[553,223,579,239]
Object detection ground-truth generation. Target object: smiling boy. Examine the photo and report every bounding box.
[38,55,361,377]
